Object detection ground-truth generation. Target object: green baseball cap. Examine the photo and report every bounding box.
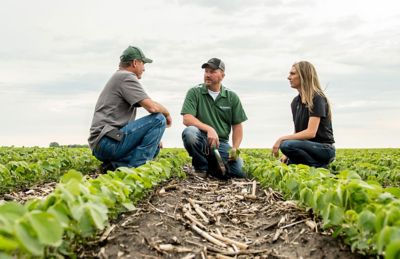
[120,46,153,63]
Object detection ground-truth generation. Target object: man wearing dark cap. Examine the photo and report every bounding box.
[181,58,247,178]
[89,46,172,173]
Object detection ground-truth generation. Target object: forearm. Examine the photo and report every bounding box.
[152,101,170,117]
[278,129,315,142]
[231,124,243,149]
[183,114,214,133]
[278,117,320,142]
[140,98,170,117]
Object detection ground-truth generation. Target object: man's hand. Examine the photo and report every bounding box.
[165,115,172,127]
[228,148,240,161]
[207,127,219,148]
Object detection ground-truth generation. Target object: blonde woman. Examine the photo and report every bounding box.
[272,61,335,168]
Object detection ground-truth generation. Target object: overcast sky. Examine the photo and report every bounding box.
[1,0,399,148]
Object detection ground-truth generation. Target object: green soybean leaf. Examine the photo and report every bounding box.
[122,202,136,211]
[86,203,108,230]
[338,170,361,180]
[299,187,313,206]
[375,209,388,233]
[0,252,13,259]
[287,179,299,195]
[148,163,163,174]
[47,200,71,227]
[324,203,344,226]
[124,171,152,188]
[377,226,400,254]
[27,211,63,246]
[64,179,83,196]
[77,210,94,237]
[385,187,400,199]
[0,202,26,222]
[70,202,85,221]
[387,206,400,226]
[314,189,326,212]
[385,239,400,259]
[60,169,83,183]
[344,209,358,223]
[358,210,376,233]
[330,204,344,225]
[332,185,343,207]
[116,167,134,174]
[0,235,19,251]
[377,192,395,204]
[58,185,78,204]
[15,221,44,256]
[136,172,153,188]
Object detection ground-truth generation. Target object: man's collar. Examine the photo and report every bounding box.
[201,84,227,97]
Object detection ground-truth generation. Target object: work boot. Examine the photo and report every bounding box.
[191,169,207,178]
[99,162,115,174]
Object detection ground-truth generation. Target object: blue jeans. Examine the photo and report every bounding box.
[182,126,245,178]
[93,113,166,168]
[280,140,336,168]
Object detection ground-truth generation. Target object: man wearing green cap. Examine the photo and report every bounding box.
[181,58,247,179]
[89,46,172,173]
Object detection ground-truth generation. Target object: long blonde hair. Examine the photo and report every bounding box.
[293,61,332,118]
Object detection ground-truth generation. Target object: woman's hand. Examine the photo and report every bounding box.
[272,138,282,157]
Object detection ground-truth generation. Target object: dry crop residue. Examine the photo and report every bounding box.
[80,168,362,259]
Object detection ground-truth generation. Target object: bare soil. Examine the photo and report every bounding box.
[77,167,364,259]
[0,181,57,203]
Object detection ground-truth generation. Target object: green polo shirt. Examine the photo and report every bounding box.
[181,84,247,142]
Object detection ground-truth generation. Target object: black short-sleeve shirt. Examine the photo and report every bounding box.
[291,94,335,144]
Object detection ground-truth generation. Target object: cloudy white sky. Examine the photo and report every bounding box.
[1,0,399,148]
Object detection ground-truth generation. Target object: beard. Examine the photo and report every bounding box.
[204,78,214,86]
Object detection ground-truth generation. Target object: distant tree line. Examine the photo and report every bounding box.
[49,142,89,148]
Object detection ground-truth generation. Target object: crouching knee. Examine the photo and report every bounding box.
[182,126,200,146]
[279,140,290,152]
[150,113,166,128]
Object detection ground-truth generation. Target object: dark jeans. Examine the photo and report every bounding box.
[93,113,166,168]
[280,140,336,168]
[182,126,245,178]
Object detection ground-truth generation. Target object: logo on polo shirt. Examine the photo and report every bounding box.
[219,106,231,110]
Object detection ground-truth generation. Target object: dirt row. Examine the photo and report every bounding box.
[1,181,57,203]
[77,168,362,259]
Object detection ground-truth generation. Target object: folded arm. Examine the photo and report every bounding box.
[139,98,172,126]
[272,116,320,157]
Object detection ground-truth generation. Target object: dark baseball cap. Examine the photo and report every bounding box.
[201,58,225,71]
[120,46,153,63]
